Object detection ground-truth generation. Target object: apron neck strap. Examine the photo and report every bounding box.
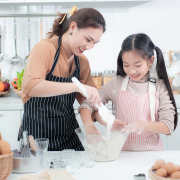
[121,76,129,91]
[149,80,156,122]
[121,75,156,122]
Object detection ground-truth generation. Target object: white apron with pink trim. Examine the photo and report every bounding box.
[117,76,164,151]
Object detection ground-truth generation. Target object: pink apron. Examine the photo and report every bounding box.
[117,76,164,151]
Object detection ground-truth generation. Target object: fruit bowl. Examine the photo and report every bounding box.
[75,125,129,162]
[13,88,22,97]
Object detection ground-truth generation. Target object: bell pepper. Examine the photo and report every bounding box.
[12,78,18,89]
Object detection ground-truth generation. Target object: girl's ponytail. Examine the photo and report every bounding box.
[155,46,178,130]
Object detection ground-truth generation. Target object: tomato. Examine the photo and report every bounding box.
[12,78,18,89]
[0,82,5,92]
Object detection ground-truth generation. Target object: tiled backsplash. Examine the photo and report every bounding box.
[0,0,180,90]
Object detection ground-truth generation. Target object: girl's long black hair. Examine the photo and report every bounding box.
[117,33,178,130]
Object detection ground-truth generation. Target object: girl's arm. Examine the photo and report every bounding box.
[125,121,170,134]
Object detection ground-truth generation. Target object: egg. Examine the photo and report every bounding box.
[170,171,180,179]
[155,168,167,177]
[161,163,179,175]
[154,159,166,170]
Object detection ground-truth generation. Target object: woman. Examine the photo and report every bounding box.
[18,6,106,151]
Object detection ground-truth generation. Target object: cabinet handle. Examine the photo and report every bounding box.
[0,114,3,117]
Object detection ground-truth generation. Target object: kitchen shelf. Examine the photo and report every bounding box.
[0,0,153,3]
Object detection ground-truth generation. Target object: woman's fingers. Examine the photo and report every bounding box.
[83,85,101,106]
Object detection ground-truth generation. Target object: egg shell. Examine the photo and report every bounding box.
[154,159,166,170]
[161,163,179,175]
[170,171,180,179]
[155,168,167,177]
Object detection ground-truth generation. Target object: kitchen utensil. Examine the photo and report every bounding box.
[40,18,43,40]
[9,19,21,65]
[53,152,78,175]
[22,131,30,158]
[71,77,115,126]
[12,132,37,173]
[12,152,37,173]
[75,125,129,162]
[29,135,37,157]
[172,51,180,62]
[0,25,3,62]
[24,19,30,66]
[35,138,49,170]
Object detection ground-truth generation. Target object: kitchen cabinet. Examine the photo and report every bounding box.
[0,0,24,3]
[167,113,180,150]
[24,0,94,2]
[160,134,168,150]
[95,0,152,1]
[0,110,21,150]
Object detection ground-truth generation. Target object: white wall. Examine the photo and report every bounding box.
[0,0,180,90]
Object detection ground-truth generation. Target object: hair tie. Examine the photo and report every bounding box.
[59,6,77,25]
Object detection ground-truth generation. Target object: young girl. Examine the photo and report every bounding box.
[79,33,178,151]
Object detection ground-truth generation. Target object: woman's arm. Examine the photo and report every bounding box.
[28,80,80,97]
[28,80,101,106]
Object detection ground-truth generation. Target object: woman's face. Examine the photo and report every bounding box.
[67,22,103,56]
[122,50,154,82]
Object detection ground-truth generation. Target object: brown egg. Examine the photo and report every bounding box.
[162,163,179,175]
[155,168,167,177]
[170,171,180,179]
[178,166,180,171]
[154,159,166,170]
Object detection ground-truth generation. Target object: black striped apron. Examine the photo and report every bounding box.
[19,35,84,151]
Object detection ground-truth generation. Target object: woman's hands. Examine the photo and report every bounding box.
[84,124,101,135]
[79,85,101,106]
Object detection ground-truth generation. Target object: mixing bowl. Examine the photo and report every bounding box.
[75,125,129,162]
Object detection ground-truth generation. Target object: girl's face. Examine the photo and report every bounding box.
[122,51,154,82]
[68,22,103,56]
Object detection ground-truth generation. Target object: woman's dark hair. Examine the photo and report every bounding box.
[47,8,106,38]
[117,33,178,130]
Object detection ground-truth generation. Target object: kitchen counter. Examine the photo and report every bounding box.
[0,88,180,112]
[7,151,180,180]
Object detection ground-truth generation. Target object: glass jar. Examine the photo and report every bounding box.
[103,70,116,85]
[91,72,102,89]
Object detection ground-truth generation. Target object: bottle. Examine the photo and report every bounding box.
[91,72,102,89]
[103,70,116,85]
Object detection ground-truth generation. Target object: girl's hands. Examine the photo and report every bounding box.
[111,119,126,132]
[80,85,101,106]
[122,122,144,135]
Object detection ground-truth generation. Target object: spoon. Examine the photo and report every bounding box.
[0,25,3,62]
[10,19,21,65]
[24,19,30,66]
[71,77,115,126]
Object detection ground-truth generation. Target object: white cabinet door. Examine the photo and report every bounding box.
[167,114,180,150]
[0,111,21,150]
[160,134,168,150]
[75,110,84,128]
[0,0,24,3]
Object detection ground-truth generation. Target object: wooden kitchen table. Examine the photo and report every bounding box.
[7,151,180,180]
